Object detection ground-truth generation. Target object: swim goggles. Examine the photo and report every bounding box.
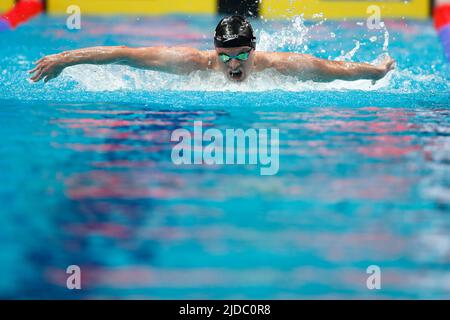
[218,49,252,63]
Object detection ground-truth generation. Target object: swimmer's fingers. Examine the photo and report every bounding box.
[30,56,51,72]
[382,57,396,72]
[30,73,43,82]
[386,58,396,72]
[29,65,43,80]
[30,67,48,82]
[28,65,42,74]
[29,59,48,75]
[35,56,48,64]
[374,57,395,80]
[30,69,42,81]
[28,67,38,74]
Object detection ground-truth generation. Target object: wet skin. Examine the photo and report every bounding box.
[29,45,395,83]
[214,46,255,82]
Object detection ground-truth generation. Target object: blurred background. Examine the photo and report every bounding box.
[0,0,435,21]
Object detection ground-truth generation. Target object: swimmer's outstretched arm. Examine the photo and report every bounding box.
[29,46,212,82]
[261,52,395,82]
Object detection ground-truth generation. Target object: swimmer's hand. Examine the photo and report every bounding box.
[29,54,66,83]
[368,56,395,85]
[373,56,396,80]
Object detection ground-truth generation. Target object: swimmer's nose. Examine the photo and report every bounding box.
[228,59,240,69]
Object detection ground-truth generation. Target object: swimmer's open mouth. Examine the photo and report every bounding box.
[229,69,243,81]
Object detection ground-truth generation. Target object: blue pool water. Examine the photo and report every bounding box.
[0,15,449,299]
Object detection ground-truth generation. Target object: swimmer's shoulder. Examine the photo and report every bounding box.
[203,50,219,70]
[166,48,217,71]
[254,51,312,71]
[254,51,280,71]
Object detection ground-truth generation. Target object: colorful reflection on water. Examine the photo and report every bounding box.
[0,16,449,298]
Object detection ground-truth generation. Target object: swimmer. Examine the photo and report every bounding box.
[29,15,395,83]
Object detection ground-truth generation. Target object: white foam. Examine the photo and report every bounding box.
[54,16,446,94]
[62,65,392,93]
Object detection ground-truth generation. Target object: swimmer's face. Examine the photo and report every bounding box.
[215,46,255,82]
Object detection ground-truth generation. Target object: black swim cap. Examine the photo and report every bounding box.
[214,15,256,49]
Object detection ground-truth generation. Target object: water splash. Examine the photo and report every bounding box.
[58,15,397,93]
[62,65,392,93]
[1,16,449,99]
[336,41,361,61]
[381,22,390,52]
[257,15,310,52]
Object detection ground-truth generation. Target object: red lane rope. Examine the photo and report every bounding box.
[434,4,450,62]
[0,0,44,29]
[434,4,450,30]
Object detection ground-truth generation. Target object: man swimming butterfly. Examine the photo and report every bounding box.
[29,15,395,83]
